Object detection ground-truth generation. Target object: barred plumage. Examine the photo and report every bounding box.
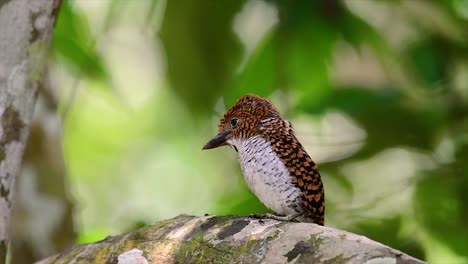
[203,94,325,225]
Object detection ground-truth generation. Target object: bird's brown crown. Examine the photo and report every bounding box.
[218,94,281,140]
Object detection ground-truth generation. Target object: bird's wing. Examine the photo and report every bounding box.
[259,118,325,225]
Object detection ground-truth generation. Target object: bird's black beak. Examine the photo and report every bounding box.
[203,130,230,150]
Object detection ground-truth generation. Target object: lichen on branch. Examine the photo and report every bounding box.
[37,215,426,264]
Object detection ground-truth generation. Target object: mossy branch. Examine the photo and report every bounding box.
[37,215,426,264]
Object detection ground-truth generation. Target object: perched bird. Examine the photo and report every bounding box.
[203,94,325,225]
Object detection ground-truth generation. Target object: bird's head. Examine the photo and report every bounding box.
[203,94,280,150]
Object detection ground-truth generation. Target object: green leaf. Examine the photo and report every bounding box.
[301,87,400,115]
[414,166,468,257]
[407,39,447,91]
[52,1,107,80]
[159,0,246,114]
[227,30,278,105]
[287,20,335,110]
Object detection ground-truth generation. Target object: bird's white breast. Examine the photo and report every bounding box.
[228,135,301,215]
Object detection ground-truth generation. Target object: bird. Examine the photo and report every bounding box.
[203,94,325,225]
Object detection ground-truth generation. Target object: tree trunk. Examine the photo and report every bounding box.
[10,81,76,264]
[0,0,61,263]
[37,215,426,264]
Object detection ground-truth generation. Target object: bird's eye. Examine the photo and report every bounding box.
[230,118,239,127]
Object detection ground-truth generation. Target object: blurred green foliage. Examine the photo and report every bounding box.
[52,1,108,80]
[160,0,246,112]
[46,0,468,263]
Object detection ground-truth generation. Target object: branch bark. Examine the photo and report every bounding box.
[38,215,426,264]
[0,0,61,262]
